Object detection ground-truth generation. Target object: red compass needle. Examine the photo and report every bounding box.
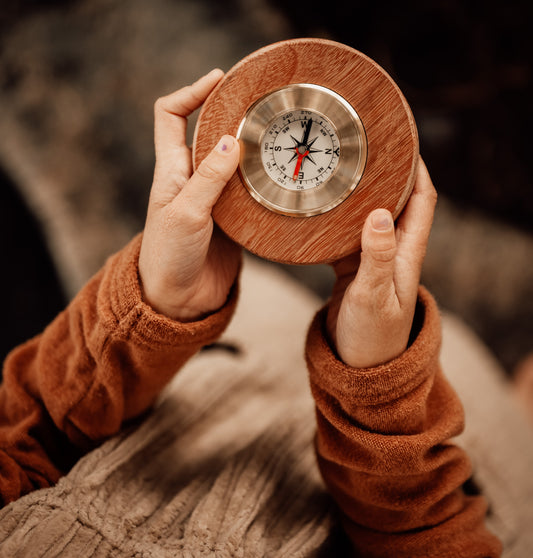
[292,148,309,180]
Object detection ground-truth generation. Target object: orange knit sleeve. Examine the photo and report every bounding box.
[0,234,238,507]
[306,287,502,557]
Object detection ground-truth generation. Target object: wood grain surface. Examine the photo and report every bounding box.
[193,38,418,264]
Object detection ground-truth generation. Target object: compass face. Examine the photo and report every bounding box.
[237,84,367,217]
[261,109,340,191]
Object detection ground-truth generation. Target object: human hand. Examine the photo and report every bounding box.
[327,159,437,368]
[138,69,241,321]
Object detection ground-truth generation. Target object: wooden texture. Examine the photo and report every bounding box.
[193,38,418,264]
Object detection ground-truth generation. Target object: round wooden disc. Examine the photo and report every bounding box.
[193,38,418,264]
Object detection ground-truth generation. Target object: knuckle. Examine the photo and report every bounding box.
[155,86,199,117]
[154,96,166,114]
[196,157,222,183]
[173,199,207,231]
[159,204,180,232]
[347,286,373,310]
[427,184,438,206]
[368,243,396,264]
[167,167,192,190]
[347,281,396,317]
[184,84,202,106]
[416,168,438,206]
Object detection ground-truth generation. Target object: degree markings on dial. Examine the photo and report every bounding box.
[261,110,340,190]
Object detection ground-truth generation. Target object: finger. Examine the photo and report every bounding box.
[172,135,240,225]
[395,157,438,295]
[356,209,397,292]
[154,68,224,153]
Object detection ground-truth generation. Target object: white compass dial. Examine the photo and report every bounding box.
[261,110,340,190]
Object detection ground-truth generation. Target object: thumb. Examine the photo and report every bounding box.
[176,135,240,218]
[356,209,397,291]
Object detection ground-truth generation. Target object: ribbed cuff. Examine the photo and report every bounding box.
[103,234,239,348]
[306,287,442,406]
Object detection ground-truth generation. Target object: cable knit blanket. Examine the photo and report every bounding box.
[0,257,532,557]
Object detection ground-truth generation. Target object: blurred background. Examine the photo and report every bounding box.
[0,0,532,380]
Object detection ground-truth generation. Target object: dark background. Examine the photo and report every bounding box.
[1,0,532,373]
[271,0,533,231]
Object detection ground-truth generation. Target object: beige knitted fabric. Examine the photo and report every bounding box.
[0,257,532,557]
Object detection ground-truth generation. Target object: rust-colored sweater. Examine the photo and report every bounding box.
[0,236,501,557]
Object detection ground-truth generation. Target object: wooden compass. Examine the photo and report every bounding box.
[193,38,418,264]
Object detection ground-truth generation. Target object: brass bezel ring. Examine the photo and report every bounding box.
[236,84,368,217]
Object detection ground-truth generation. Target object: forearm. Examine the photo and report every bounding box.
[306,287,502,557]
[0,234,238,506]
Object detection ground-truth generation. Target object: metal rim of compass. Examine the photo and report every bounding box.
[236,83,368,217]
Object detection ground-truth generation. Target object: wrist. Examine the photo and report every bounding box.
[139,280,205,322]
[323,285,433,370]
[138,269,239,323]
[333,297,416,369]
[306,287,442,406]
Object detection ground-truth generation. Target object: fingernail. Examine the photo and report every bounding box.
[371,209,393,231]
[216,135,235,153]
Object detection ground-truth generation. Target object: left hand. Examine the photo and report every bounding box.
[139,69,241,321]
[327,158,438,368]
